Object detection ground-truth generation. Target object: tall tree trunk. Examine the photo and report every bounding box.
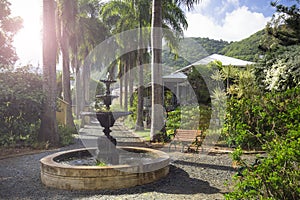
[61,40,75,128]
[135,25,144,131]
[119,66,123,108]
[124,59,129,111]
[150,0,164,141]
[129,52,134,107]
[39,0,59,146]
[83,63,90,108]
[75,68,82,119]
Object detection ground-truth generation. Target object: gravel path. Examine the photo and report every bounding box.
[0,124,239,200]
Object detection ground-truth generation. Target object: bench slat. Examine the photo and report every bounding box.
[169,129,204,152]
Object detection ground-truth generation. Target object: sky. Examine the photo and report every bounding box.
[183,0,275,41]
[8,0,286,66]
[10,0,42,67]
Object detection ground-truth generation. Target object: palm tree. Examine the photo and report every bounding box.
[150,0,163,140]
[102,0,139,112]
[74,0,109,118]
[0,0,22,67]
[56,0,78,129]
[150,0,200,140]
[103,0,188,134]
[135,0,151,130]
[39,0,59,146]
[219,65,239,92]
[174,0,202,9]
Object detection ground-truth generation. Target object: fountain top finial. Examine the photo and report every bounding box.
[100,72,116,85]
[97,73,118,110]
[106,72,111,80]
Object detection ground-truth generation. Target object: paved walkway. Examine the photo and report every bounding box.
[79,121,149,148]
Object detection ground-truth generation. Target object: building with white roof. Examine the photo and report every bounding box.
[163,54,254,106]
[175,53,254,73]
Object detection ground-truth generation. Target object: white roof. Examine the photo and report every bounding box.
[162,72,187,82]
[176,54,254,73]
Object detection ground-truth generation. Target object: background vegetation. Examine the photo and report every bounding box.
[0,67,75,148]
[225,1,300,199]
[0,68,44,147]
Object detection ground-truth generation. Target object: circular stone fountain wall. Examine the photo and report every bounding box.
[40,147,170,190]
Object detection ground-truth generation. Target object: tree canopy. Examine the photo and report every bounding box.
[256,1,300,91]
[260,0,300,51]
[0,0,22,68]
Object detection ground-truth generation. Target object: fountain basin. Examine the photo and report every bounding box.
[40,147,170,190]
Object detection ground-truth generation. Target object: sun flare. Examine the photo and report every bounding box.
[11,0,42,66]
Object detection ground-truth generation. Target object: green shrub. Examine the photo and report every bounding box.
[58,124,76,146]
[166,105,211,135]
[226,126,300,200]
[223,87,300,149]
[0,68,44,147]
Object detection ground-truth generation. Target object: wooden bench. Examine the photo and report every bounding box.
[168,129,204,152]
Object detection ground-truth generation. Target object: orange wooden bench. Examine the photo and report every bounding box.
[168,129,204,152]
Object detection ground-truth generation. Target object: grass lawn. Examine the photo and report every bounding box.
[133,129,150,141]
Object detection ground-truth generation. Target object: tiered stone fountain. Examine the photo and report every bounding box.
[40,78,170,190]
[94,78,132,164]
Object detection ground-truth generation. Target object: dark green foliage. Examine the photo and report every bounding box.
[224,87,300,149]
[271,0,300,46]
[255,2,300,92]
[128,91,138,126]
[187,64,219,105]
[163,37,229,69]
[94,80,105,98]
[194,38,229,55]
[162,50,190,71]
[226,125,300,200]
[57,123,76,146]
[256,45,300,91]
[0,68,44,147]
[166,105,211,136]
[162,31,264,71]
[221,30,264,62]
[0,68,77,148]
[259,1,300,52]
[163,30,268,71]
[218,5,300,197]
[0,0,23,67]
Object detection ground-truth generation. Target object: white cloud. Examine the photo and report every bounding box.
[227,0,240,7]
[184,6,271,41]
[216,0,240,16]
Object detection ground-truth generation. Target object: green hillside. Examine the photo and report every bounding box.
[163,30,264,70]
[163,37,229,70]
[220,30,264,62]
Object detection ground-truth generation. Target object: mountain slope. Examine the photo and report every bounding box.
[220,30,264,62]
[163,37,229,70]
[163,30,264,70]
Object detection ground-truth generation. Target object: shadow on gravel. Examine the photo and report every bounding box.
[90,165,219,195]
[66,165,221,196]
[0,165,221,199]
[149,165,221,195]
[172,160,237,172]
